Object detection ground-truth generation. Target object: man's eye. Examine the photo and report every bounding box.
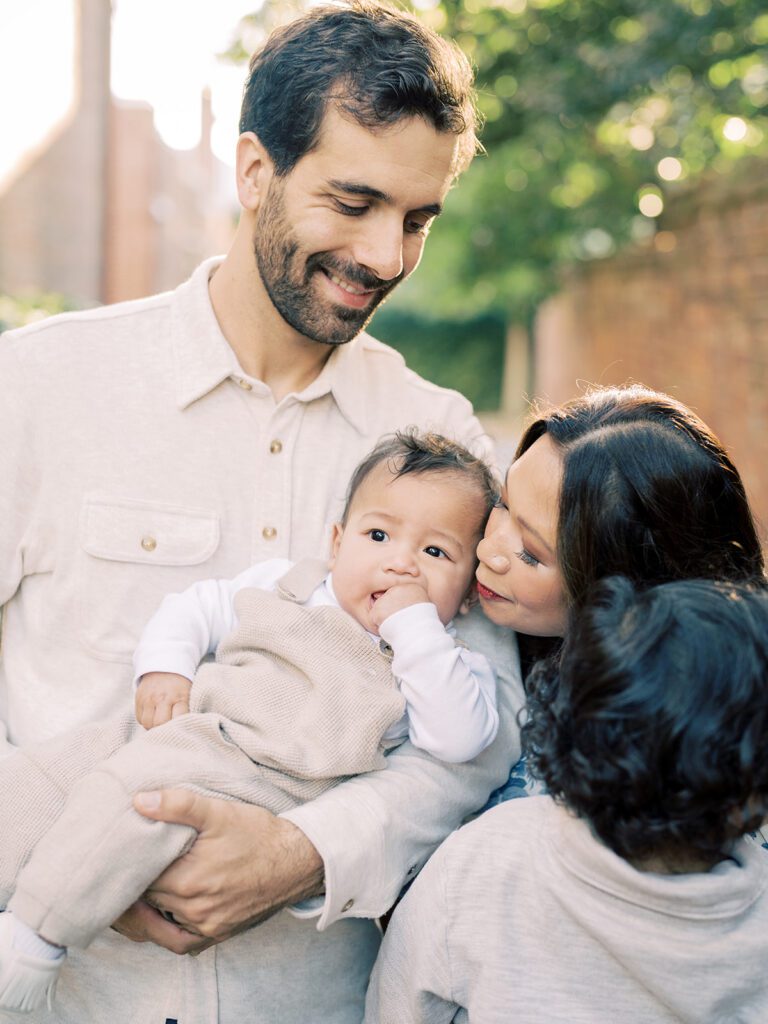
[335,199,367,216]
[405,218,430,235]
[425,546,447,559]
[369,529,388,542]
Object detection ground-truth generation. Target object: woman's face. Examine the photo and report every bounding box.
[476,433,568,637]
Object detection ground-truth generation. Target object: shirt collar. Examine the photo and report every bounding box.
[171,257,242,409]
[170,255,375,433]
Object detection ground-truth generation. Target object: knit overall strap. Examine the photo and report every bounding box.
[275,559,332,604]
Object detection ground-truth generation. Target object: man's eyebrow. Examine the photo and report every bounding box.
[517,515,555,557]
[327,179,443,216]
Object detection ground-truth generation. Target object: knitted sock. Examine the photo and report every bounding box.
[7,915,64,961]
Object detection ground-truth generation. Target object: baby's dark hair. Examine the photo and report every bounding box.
[341,430,499,525]
[524,576,768,867]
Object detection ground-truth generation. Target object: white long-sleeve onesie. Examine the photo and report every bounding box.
[133,558,498,764]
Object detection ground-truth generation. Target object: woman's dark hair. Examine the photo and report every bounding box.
[239,0,479,176]
[524,575,768,865]
[342,429,499,525]
[517,385,764,613]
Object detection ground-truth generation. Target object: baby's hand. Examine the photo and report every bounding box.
[371,582,431,629]
[136,672,193,730]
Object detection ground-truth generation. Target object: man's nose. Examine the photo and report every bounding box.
[353,219,404,283]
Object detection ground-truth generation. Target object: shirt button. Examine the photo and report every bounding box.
[341,899,354,912]
[236,377,252,391]
[140,535,157,552]
[262,526,277,540]
[269,439,283,454]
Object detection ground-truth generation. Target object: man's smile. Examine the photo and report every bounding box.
[318,266,382,309]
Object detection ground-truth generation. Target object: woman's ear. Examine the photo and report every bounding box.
[235,132,275,212]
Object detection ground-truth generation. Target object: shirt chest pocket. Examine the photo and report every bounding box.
[77,496,221,661]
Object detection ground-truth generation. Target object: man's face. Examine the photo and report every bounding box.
[253,107,460,345]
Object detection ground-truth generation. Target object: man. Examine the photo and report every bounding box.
[0,3,523,1021]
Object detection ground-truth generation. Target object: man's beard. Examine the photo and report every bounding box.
[253,180,402,345]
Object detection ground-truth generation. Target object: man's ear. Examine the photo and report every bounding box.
[329,522,344,566]
[235,132,275,212]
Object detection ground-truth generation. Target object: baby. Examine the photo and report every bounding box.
[367,575,768,1022]
[0,430,499,1013]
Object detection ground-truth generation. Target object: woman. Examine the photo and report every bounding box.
[480,383,764,804]
[365,383,767,1023]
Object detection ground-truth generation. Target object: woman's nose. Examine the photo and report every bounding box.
[477,530,511,575]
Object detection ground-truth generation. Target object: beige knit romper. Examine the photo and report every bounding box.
[0,560,405,948]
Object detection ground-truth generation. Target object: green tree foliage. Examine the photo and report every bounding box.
[0,292,76,333]
[392,0,768,322]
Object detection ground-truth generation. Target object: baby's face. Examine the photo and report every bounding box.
[330,464,487,635]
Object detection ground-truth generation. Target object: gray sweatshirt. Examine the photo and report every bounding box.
[366,796,768,1023]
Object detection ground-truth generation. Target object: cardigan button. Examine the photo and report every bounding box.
[140,535,157,552]
[236,377,252,391]
[262,526,277,540]
[341,899,354,912]
[269,439,283,454]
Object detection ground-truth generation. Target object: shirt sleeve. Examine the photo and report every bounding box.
[364,835,458,1024]
[0,339,41,758]
[132,558,293,684]
[378,602,498,763]
[281,604,524,929]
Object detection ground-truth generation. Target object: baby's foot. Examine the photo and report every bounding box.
[0,912,65,1013]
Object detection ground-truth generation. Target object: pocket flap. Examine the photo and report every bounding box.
[80,496,220,566]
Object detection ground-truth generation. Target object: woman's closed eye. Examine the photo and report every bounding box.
[516,548,540,568]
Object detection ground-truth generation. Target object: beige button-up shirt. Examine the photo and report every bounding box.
[0,257,523,1023]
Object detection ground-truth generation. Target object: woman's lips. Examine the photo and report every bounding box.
[476,581,510,602]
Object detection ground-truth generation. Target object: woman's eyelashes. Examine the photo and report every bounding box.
[516,548,540,568]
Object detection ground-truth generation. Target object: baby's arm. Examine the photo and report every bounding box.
[133,559,293,728]
[374,595,499,763]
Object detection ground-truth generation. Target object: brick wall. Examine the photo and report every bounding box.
[534,161,768,533]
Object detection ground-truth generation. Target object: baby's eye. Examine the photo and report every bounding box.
[425,545,448,559]
[368,529,388,542]
[516,548,540,568]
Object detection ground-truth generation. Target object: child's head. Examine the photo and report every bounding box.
[524,575,768,869]
[331,431,498,634]
[476,384,764,638]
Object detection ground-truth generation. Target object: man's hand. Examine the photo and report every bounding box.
[130,789,325,944]
[111,898,215,956]
[371,582,430,629]
[135,672,192,729]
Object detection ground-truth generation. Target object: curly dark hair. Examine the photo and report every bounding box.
[524,576,768,866]
[342,429,499,525]
[239,0,479,177]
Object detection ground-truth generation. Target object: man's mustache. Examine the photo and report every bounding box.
[308,253,404,292]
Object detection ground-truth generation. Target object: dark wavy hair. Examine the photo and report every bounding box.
[342,429,498,525]
[239,0,479,176]
[524,576,768,866]
[517,385,764,614]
